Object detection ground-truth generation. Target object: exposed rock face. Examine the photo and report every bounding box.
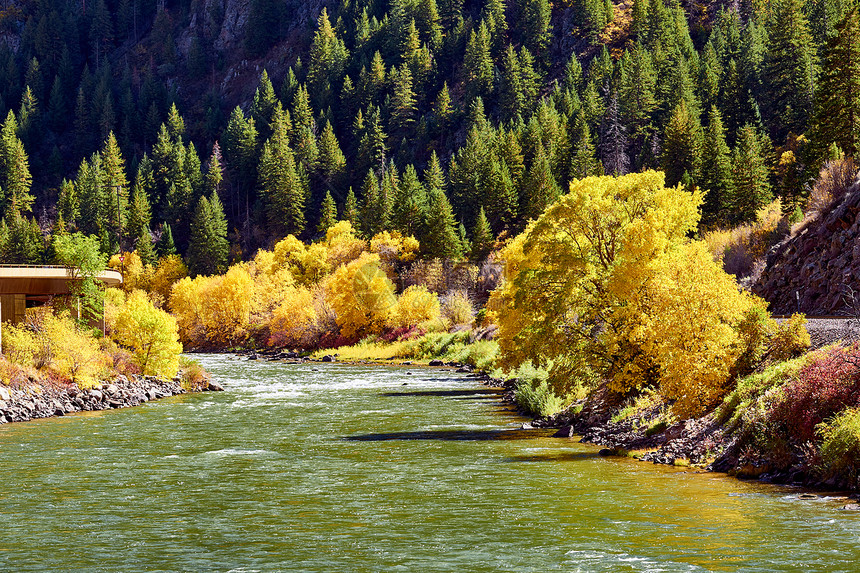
[754,174,860,315]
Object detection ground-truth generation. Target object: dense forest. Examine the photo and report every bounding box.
[0,0,857,271]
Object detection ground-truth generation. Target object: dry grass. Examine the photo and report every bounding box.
[703,199,787,279]
[791,157,858,236]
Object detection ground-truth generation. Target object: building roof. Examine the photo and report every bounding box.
[0,265,123,295]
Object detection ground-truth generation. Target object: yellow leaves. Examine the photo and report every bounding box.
[269,286,318,347]
[326,220,366,267]
[46,312,105,387]
[169,264,253,345]
[113,290,182,378]
[370,230,420,278]
[492,171,761,417]
[272,234,332,285]
[324,252,395,339]
[388,285,441,329]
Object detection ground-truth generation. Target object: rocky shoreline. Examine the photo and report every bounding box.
[0,374,224,424]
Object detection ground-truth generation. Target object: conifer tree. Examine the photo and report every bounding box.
[391,164,427,237]
[662,100,703,188]
[317,121,347,194]
[205,143,224,198]
[0,111,33,216]
[469,206,494,261]
[390,64,417,135]
[187,196,228,277]
[422,185,462,259]
[343,187,360,228]
[463,23,494,102]
[600,94,630,176]
[251,70,279,137]
[128,180,152,243]
[58,179,79,229]
[317,191,338,235]
[763,0,817,137]
[810,6,860,160]
[258,107,306,237]
[307,8,349,110]
[157,223,177,257]
[570,112,600,179]
[522,141,561,221]
[700,106,734,225]
[730,125,771,224]
[519,0,552,56]
[136,227,156,266]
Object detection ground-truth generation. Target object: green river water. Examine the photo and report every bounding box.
[1,354,859,572]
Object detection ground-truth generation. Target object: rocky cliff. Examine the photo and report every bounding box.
[754,174,860,315]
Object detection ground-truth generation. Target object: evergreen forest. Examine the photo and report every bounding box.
[0,0,857,271]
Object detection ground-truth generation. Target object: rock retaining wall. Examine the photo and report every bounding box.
[0,375,222,424]
[754,175,860,314]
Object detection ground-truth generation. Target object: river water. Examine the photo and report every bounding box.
[1,355,859,572]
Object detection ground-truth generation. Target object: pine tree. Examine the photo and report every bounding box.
[700,106,734,225]
[128,180,152,243]
[469,206,494,261]
[187,196,228,277]
[58,179,79,228]
[317,121,347,194]
[763,0,817,137]
[422,185,461,259]
[251,70,279,137]
[205,142,224,198]
[662,100,703,188]
[157,223,177,257]
[463,23,494,103]
[258,107,306,237]
[391,164,427,236]
[570,111,600,179]
[390,64,417,135]
[136,227,156,266]
[307,8,349,110]
[730,125,771,224]
[0,111,33,216]
[600,93,630,176]
[522,141,561,221]
[519,0,552,56]
[343,187,360,228]
[317,191,338,235]
[810,6,860,160]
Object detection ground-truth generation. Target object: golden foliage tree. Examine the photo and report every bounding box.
[112,290,183,377]
[388,285,441,329]
[490,171,763,417]
[324,252,395,339]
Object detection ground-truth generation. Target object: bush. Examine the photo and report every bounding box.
[113,290,183,378]
[178,356,209,391]
[388,285,440,329]
[817,407,860,485]
[268,286,317,348]
[768,313,811,362]
[2,322,38,368]
[440,290,474,326]
[769,343,860,443]
[513,363,569,418]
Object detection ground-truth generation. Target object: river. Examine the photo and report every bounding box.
[1,354,859,572]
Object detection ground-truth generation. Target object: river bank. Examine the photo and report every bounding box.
[241,326,860,496]
[0,373,224,424]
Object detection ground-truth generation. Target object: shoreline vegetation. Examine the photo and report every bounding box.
[157,170,860,495]
[5,171,860,499]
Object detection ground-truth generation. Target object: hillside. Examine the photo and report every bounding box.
[754,166,860,315]
[0,0,854,271]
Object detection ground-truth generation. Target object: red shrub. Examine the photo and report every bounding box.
[770,344,860,442]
